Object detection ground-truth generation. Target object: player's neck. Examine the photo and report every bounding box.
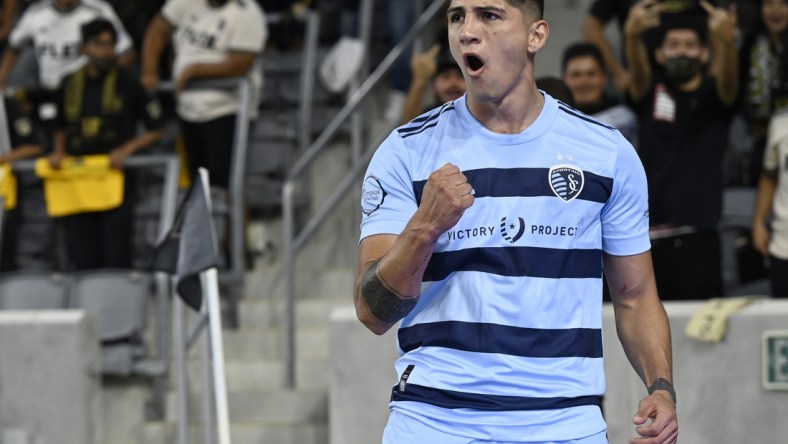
[467,85,545,135]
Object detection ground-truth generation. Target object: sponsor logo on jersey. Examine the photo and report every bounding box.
[447,225,497,241]
[549,164,584,202]
[361,176,386,216]
[445,216,578,244]
[500,216,525,243]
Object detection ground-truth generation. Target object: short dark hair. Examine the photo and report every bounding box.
[561,42,606,74]
[506,0,544,19]
[658,14,708,46]
[81,18,117,45]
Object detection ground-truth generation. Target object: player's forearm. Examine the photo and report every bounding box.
[356,220,440,334]
[615,291,673,388]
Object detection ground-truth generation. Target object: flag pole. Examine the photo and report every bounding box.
[203,267,231,444]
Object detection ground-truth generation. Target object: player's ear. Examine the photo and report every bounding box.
[527,19,549,54]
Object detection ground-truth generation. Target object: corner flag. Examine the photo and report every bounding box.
[150,168,220,310]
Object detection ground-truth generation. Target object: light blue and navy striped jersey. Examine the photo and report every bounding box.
[359,92,651,442]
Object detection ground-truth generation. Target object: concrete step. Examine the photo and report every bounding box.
[164,390,327,423]
[237,297,354,329]
[139,421,327,444]
[243,267,355,303]
[218,326,329,360]
[181,358,329,392]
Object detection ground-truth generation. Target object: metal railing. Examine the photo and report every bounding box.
[8,153,180,418]
[159,77,253,328]
[281,0,447,388]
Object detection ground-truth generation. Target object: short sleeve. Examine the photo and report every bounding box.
[601,133,651,255]
[764,112,788,174]
[161,0,190,28]
[227,5,268,53]
[359,133,418,241]
[8,9,35,49]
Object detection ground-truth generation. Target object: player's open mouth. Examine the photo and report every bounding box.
[464,54,485,75]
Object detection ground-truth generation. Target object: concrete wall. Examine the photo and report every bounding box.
[329,300,788,444]
[0,311,102,444]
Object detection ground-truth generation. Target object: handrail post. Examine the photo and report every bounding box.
[282,180,296,389]
[281,0,448,393]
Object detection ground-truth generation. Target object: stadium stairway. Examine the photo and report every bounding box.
[98,135,363,444]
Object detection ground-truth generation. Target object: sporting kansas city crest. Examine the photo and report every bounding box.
[549,164,584,202]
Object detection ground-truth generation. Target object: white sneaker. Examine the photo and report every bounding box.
[319,36,365,94]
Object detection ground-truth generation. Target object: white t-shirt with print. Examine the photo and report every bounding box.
[9,0,133,89]
[163,0,267,122]
[764,110,788,259]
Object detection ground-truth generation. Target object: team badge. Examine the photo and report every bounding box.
[500,216,525,244]
[549,164,584,202]
[361,176,387,216]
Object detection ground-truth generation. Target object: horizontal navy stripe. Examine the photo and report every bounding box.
[412,168,613,205]
[423,246,602,281]
[398,321,603,358]
[392,383,602,412]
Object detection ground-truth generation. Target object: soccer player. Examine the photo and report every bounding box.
[354,1,678,443]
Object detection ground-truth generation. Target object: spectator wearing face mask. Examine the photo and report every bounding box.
[625,0,739,300]
[46,18,164,270]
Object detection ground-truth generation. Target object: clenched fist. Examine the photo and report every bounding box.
[413,163,474,239]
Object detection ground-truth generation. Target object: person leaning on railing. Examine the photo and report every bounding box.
[46,18,164,271]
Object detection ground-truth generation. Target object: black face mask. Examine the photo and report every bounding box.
[662,56,703,85]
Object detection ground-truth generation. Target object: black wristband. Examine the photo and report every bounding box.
[360,261,419,323]
[648,378,676,404]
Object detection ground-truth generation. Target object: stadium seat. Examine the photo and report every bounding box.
[69,269,151,376]
[0,270,70,310]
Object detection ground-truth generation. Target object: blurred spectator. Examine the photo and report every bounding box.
[562,41,638,144]
[0,95,44,271]
[0,0,135,91]
[740,0,788,186]
[48,18,164,270]
[625,1,739,299]
[585,0,724,94]
[141,0,267,189]
[400,43,464,124]
[752,107,788,298]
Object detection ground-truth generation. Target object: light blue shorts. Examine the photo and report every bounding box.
[382,409,609,444]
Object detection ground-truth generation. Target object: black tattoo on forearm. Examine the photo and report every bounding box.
[361,260,420,323]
